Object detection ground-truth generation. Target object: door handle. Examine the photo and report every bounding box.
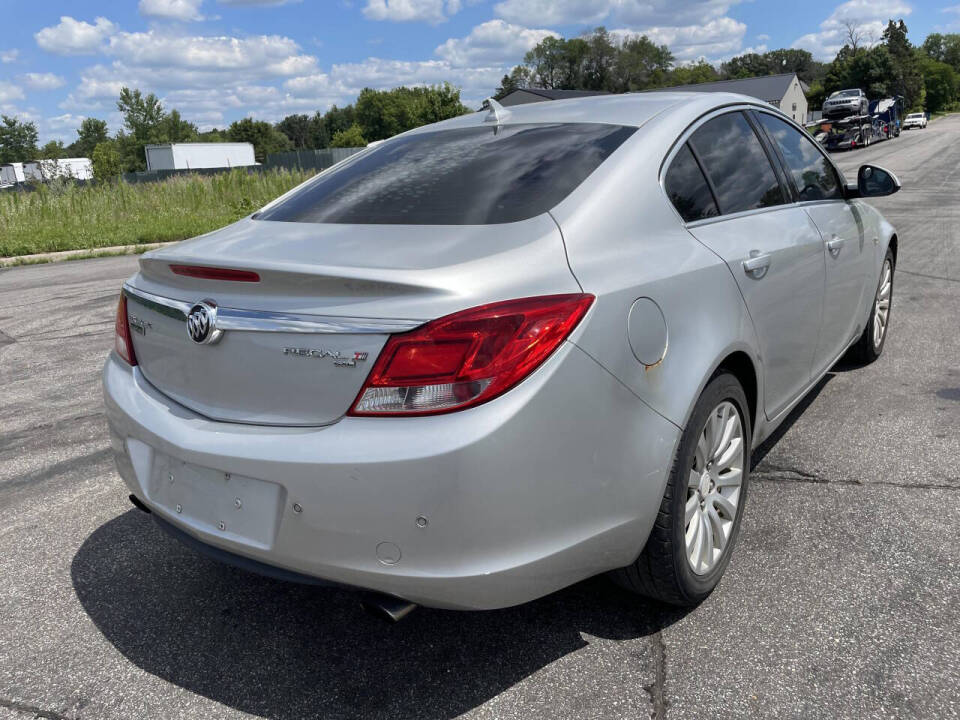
[826,236,845,256]
[742,251,771,277]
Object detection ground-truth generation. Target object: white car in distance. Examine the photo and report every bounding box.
[903,112,928,129]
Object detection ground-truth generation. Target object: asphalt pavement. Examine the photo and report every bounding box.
[1,116,959,720]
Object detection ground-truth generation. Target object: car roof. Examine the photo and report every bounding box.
[405,91,778,136]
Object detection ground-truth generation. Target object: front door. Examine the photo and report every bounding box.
[751,110,870,375]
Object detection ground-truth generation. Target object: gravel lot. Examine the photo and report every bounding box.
[1,116,958,720]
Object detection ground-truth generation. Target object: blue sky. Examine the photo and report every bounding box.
[1,0,957,144]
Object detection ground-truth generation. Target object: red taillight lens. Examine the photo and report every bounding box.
[170,264,260,282]
[349,294,594,416]
[114,294,138,366]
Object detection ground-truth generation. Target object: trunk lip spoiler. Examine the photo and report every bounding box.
[122,284,424,335]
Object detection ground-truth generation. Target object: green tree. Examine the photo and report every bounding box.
[70,117,109,158]
[158,109,198,143]
[883,20,924,108]
[227,117,291,162]
[582,28,618,90]
[116,87,168,171]
[354,84,468,142]
[669,60,720,86]
[523,36,571,89]
[494,65,534,99]
[277,114,312,149]
[330,124,367,148]
[0,115,39,164]
[918,56,958,112]
[614,34,673,91]
[39,140,65,159]
[91,141,123,182]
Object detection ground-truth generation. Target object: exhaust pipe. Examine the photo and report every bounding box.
[359,592,418,623]
[129,494,152,514]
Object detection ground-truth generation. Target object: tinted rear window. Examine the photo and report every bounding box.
[257,123,636,225]
[688,112,786,215]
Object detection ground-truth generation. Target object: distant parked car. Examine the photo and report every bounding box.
[823,89,869,119]
[903,112,927,129]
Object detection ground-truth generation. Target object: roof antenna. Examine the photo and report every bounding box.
[483,97,509,126]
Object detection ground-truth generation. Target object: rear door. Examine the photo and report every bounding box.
[753,110,868,376]
[671,110,826,418]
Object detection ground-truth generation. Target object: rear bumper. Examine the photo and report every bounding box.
[103,343,679,610]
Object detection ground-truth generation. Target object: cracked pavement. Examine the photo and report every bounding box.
[1,117,959,719]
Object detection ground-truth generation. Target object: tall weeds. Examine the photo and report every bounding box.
[0,169,314,257]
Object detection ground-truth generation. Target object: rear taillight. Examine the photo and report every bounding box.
[114,294,138,366]
[349,294,594,416]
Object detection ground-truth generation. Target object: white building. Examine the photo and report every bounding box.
[144,143,257,171]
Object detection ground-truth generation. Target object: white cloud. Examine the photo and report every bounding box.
[0,50,18,64]
[613,17,747,62]
[363,0,461,24]
[791,0,912,59]
[20,73,67,91]
[34,16,118,56]
[218,0,301,5]
[493,0,739,27]
[105,31,316,76]
[435,20,558,67]
[0,82,25,104]
[139,0,205,21]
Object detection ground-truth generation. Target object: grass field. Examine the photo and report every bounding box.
[0,169,315,258]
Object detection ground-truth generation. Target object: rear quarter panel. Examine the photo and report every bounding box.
[551,112,763,437]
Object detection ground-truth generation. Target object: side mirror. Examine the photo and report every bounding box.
[850,164,901,198]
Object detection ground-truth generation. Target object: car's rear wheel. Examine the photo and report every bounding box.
[614,372,750,606]
[849,248,894,363]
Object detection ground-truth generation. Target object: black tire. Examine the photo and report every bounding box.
[613,372,751,606]
[848,247,894,363]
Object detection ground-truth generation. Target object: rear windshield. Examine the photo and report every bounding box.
[256,123,636,225]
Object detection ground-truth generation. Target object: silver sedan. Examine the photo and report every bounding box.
[104,92,899,614]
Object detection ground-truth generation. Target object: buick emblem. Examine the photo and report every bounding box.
[186,301,222,345]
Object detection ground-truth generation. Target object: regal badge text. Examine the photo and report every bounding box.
[282,347,369,367]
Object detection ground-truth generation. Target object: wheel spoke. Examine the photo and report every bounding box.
[689,468,701,490]
[716,436,743,471]
[699,511,713,569]
[685,494,699,524]
[714,467,742,487]
[706,505,727,552]
[711,492,738,520]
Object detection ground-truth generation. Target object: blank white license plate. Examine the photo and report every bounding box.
[147,455,285,549]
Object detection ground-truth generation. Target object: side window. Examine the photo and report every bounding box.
[664,143,719,222]
[755,112,842,202]
[688,111,786,215]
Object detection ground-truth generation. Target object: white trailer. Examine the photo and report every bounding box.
[23,158,93,181]
[0,162,27,186]
[144,143,257,171]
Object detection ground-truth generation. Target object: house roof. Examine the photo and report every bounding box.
[659,73,804,103]
[497,88,612,107]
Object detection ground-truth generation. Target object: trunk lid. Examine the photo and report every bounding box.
[125,215,579,426]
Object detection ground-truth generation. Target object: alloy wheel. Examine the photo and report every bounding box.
[685,401,745,575]
[873,259,892,350]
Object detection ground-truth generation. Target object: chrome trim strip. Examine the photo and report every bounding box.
[123,284,423,334]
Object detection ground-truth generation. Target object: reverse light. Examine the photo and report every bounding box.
[114,294,138,366]
[349,294,594,416]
